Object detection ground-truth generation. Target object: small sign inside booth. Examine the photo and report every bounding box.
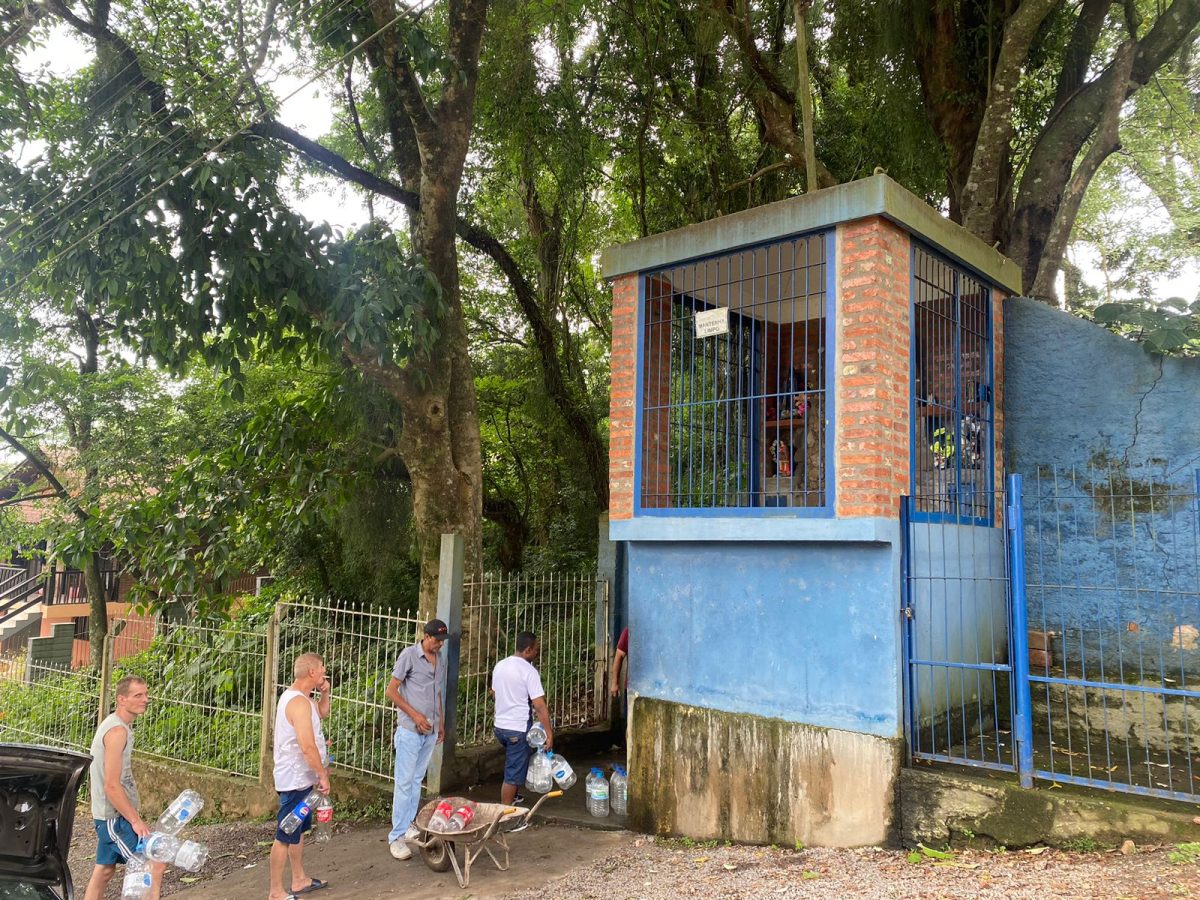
[694,307,729,338]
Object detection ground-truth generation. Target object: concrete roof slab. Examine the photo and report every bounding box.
[601,174,1022,295]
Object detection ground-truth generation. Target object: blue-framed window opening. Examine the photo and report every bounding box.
[910,243,994,523]
[638,232,831,513]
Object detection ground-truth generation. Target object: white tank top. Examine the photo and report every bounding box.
[273,689,328,791]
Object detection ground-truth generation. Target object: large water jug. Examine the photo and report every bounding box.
[154,789,204,836]
[585,767,609,817]
[120,855,152,899]
[549,752,576,790]
[525,722,547,749]
[530,750,554,793]
[610,765,628,816]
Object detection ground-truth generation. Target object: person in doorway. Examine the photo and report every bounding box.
[492,631,553,806]
[610,627,630,698]
[269,652,331,900]
[385,618,449,860]
[84,675,164,900]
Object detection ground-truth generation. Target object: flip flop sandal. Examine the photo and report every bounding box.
[291,877,329,895]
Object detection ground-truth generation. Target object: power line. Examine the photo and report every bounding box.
[3,0,366,254]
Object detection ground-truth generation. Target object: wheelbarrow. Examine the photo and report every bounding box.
[413,790,563,888]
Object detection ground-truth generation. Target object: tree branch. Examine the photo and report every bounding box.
[0,427,87,521]
[961,0,1060,240]
[1030,42,1136,300]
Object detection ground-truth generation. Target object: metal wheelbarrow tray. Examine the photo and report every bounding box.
[413,790,562,888]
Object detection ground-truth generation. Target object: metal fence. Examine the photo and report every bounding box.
[1020,465,1200,801]
[458,572,609,746]
[109,616,268,779]
[275,599,422,781]
[901,489,1018,774]
[0,652,100,751]
[0,568,610,787]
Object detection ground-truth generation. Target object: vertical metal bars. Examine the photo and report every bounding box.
[640,234,829,511]
[457,571,609,747]
[1020,464,1200,802]
[901,487,1018,774]
[911,244,993,521]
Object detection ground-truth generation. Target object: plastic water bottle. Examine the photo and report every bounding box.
[525,750,553,793]
[549,752,576,790]
[173,839,209,872]
[447,800,477,831]
[143,832,209,872]
[154,789,204,835]
[312,794,333,843]
[525,722,547,749]
[121,854,152,899]
[610,766,628,816]
[280,789,321,835]
[585,767,609,818]
[428,798,456,832]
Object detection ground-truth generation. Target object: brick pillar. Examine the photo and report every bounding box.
[993,291,1007,511]
[609,274,639,519]
[835,217,912,519]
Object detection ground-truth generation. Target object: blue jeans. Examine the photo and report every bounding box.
[389,725,438,843]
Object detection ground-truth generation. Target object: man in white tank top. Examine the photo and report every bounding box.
[269,652,331,900]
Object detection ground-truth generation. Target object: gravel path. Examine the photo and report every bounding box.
[504,837,1200,900]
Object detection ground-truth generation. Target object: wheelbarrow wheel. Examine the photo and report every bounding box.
[420,838,454,873]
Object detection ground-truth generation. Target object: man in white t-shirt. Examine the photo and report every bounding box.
[491,631,553,805]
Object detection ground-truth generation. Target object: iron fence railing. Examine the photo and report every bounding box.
[1021,465,1200,801]
[902,489,1018,775]
[109,616,268,779]
[0,655,100,751]
[0,568,611,786]
[276,599,422,781]
[458,572,609,747]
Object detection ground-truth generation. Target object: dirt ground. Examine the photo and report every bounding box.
[68,815,1200,899]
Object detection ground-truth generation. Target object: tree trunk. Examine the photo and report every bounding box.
[84,551,108,667]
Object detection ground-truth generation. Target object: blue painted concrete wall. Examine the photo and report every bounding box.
[1004,297,1200,472]
[625,539,901,738]
[1004,298,1200,673]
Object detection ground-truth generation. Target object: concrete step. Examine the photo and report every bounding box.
[0,604,41,642]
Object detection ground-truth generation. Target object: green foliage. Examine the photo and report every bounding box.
[1090,297,1200,355]
[1168,842,1200,864]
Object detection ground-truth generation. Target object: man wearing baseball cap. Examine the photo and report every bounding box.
[384,618,450,860]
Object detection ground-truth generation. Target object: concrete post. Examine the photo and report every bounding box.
[97,631,114,725]
[258,605,281,788]
[426,533,464,794]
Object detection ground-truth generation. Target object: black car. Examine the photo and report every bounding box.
[0,744,90,900]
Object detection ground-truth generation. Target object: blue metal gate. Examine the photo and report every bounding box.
[901,479,1031,781]
[903,471,1200,802]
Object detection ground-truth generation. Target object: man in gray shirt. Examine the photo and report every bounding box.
[384,618,449,860]
[84,675,163,900]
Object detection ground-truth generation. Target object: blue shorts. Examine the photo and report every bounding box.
[495,727,533,786]
[94,816,139,866]
[275,786,314,845]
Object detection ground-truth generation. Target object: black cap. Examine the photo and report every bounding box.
[424,619,450,640]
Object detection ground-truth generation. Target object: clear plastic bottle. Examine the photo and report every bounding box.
[154,789,204,836]
[529,750,554,793]
[549,752,576,790]
[525,722,547,749]
[428,797,456,832]
[585,767,609,818]
[610,766,628,816]
[143,832,209,872]
[280,789,322,835]
[312,794,333,843]
[447,800,478,831]
[121,854,152,899]
[173,840,209,873]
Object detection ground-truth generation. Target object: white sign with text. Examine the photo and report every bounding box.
[694,307,730,338]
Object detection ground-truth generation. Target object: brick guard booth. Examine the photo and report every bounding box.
[604,174,1021,846]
